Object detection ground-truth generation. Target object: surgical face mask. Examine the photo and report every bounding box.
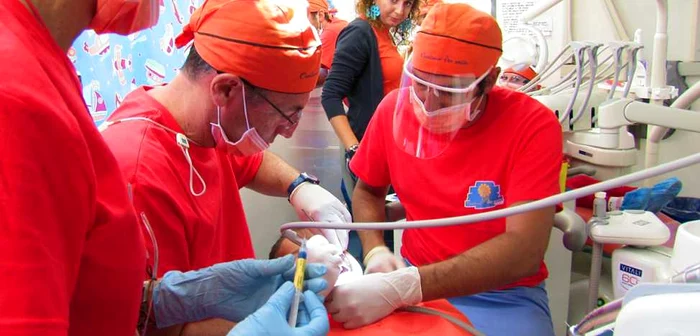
[409,87,480,134]
[89,0,159,35]
[210,85,269,157]
[408,71,490,134]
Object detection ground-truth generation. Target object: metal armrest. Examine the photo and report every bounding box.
[567,166,597,177]
[554,207,587,252]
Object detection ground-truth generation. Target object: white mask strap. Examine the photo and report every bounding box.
[177,133,207,197]
[241,84,251,130]
[468,94,487,121]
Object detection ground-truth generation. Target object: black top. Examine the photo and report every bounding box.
[322,18,385,141]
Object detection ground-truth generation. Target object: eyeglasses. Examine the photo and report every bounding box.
[499,74,530,86]
[246,82,301,128]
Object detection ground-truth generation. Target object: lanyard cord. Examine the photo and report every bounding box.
[100,117,207,196]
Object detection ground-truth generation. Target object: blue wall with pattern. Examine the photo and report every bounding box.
[71,0,200,126]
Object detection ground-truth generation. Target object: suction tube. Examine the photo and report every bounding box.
[281,152,700,232]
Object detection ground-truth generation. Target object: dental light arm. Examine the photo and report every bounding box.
[598,98,700,137]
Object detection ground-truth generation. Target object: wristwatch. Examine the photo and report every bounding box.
[345,144,359,160]
[287,172,320,198]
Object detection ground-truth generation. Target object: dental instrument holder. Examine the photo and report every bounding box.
[556,43,587,125]
[586,189,671,314]
[566,90,700,162]
[628,34,677,101]
[570,42,603,127]
[621,44,643,99]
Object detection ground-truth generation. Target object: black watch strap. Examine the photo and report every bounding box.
[287,172,320,198]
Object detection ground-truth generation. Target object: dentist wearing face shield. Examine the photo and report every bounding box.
[1,0,332,336]
[328,4,563,336]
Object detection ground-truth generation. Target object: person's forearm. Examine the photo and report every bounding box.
[316,68,328,87]
[146,319,235,336]
[329,115,359,150]
[352,182,389,255]
[419,232,545,301]
[146,279,184,336]
[180,319,236,336]
[145,324,183,336]
[246,151,299,197]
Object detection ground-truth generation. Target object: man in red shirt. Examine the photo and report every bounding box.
[0,1,151,335]
[320,15,348,70]
[101,1,350,334]
[327,4,562,335]
[318,4,348,84]
[307,0,333,87]
[0,0,332,335]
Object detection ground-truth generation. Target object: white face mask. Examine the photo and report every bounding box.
[210,84,269,157]
[409,86,485,134]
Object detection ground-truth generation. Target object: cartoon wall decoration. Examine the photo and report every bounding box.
[72,0,201,125]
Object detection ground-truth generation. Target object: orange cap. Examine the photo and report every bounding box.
[504,64,538,81]
[413,3,502,77]
[175,0,321,94]
[308,0,329,13]
[419,0,442,17]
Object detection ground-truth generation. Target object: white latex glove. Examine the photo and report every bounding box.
[326,267,422,329]
[306,235,343,298]
[336,252,363,287]
[290,182,351,250]
[363,246,406,274]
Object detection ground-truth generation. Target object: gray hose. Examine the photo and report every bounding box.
[587,241,604,313]
[281,151,700,232]
[571,45,601,124]
[622,46,642,98]
[401,305,486,336]
[520,45,572,93]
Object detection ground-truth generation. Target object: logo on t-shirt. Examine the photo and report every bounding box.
[465,181,504,209]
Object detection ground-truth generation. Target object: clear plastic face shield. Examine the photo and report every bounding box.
[393,54,491,159]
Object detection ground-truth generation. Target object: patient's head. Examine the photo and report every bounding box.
[269,230,363,295]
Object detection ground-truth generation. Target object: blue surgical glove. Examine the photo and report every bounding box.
[152,255,328,328]
[227,282,330,336]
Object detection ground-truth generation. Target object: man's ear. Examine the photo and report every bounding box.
[210,73,244,107]
[480,66,501,95]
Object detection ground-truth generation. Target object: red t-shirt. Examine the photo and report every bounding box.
[320,18,349,69]
[350,87,562,288]
[101,87,261,276]
[0,1,145,335]
[373,26,403,96]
